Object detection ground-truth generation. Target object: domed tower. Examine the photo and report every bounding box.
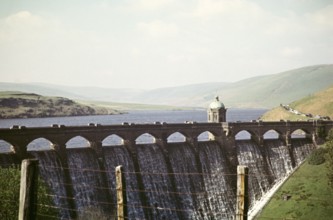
[207,96,227,122]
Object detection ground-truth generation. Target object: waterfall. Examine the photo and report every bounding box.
[136,143,181,219]
[168,142,204,220]
[197,141,236,220]
[102,145,146,219]
[66,148,111,217]
[292,139,315,165]
[264,139,293,180]
[236,140,272,208]
[29,150,71,219]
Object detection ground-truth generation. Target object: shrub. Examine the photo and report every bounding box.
[0,165,20,219]
[308,148,327,165]
[0,165,58,220]
[326,129,333,187]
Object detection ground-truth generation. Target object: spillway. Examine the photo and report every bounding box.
[21,136,315,219]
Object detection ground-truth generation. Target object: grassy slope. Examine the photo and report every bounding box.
[261,84,333,121]
[290,86,333,118]
[215,64,333,108]
[256,158,333,219]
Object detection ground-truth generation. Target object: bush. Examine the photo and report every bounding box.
[0,165,20,219]
[326,129,333,187]
[308,148,327,165]
[0,165,58,220]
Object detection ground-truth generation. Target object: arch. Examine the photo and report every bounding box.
[66,136,91,148]
[263,130,280,139]
[197,131,214,141]
[27,138,53,151]
[102,134,124,146]
[0,139,14,153]
[167,132,186,143]
[235,130,252,140]
[135,133,156,144]
[291,129,307,138]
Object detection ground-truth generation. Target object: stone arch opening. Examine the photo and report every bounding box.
[197,131,214,141]
[0,139,14,153]
[136,133,156,144]
[27,138,53,151]
[235,130,252,140]
[167,132,186,143]
[102,134,124,146]
[263,130,280,139]
[291,129,307,138]
[66,136,91,148]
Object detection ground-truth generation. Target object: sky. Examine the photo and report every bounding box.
[0,0,332,89]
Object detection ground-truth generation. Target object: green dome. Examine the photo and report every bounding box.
[209,96,225,109]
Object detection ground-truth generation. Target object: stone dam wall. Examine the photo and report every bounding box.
[0,120,332,219]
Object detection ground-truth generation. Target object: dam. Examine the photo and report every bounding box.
[0,97,332,219]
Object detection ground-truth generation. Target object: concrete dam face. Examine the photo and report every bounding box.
[0,120,326,219]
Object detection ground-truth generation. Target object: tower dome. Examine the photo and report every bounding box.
[209,96,225,109]
[207,96,227,123]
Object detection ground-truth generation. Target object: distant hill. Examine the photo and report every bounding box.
[136,64,333,107]
[0,92,122,119]
[213,64,333,108]
[261,84,333,121]
[1,64,332,108]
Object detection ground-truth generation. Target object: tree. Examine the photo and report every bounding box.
[0,165,58,220]
[326,129,333,187]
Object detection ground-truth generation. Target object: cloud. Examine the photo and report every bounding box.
[0,11,48,43]
[1,1,332,89]
[0,11,115,86]
[191,0,264,20]
[137,20,179,38]
[136,0,175,10]
[307,4,333,29]
[4,11,45,27]
[116,0,175,12]
[280,47,303,57]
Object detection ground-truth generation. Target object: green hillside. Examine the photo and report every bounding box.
[213,64,333,108]
[261,84,333,121]
[0,91,121,118]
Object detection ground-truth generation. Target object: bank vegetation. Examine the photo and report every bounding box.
[0,91,122,119]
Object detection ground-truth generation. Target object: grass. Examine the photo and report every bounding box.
[260,84,333,121]
[260,106,307,121]
[255,156,333,219]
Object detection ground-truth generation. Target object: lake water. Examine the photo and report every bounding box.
[0,108,267,128]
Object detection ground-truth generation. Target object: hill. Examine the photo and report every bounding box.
[138,64,333,108]
[260,84,333,121]
[1,64,332,108]
[213,64,333,108]
[0,92,122,119]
